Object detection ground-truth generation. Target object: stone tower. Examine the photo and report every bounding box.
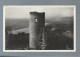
[29,12,45,49]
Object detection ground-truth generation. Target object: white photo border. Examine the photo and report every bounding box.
[3,5,76,52]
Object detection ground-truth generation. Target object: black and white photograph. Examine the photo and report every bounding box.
[3,6,76,52]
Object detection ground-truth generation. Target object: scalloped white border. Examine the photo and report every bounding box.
[3,5,76,52]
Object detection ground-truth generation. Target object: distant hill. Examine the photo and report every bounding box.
[46,17,73,25]
[6,18,29,30]
[5,17,73,33]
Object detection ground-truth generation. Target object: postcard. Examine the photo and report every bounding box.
[3,5,76,52]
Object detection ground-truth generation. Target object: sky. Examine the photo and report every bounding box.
[4,6,74,19]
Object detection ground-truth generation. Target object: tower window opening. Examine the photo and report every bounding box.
[35,19,38,22]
